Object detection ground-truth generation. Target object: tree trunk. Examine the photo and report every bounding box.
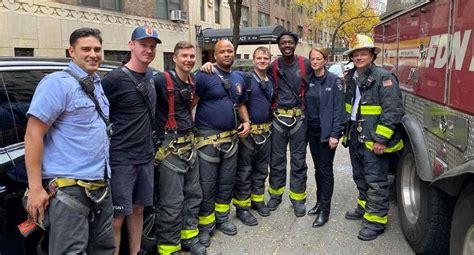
[228,0,243,52]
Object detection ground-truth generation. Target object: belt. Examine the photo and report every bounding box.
[156,132,195,162]
[250,122,271,135]
[51,178,106,191]
[195,130,237,150]
[274,107,303,118]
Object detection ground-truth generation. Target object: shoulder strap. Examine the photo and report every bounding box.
[298,56,306,110]
[120,66,155,128]
[271,59,279,110]
[164,71,177,131]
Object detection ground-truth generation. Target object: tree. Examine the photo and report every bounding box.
[228,0,243,52]
[294,0,379,61]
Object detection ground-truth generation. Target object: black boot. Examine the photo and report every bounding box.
[251,202,271,217]
[236,209,258,226]
[182,238,207,255]
[198,231,211,247]
[216,221,238,236]
[267,197,282,211]
[307,202,320,215]
[312,211,329,227]
[292,201,306,217]
[357,226,384,241]
[345,207,364,220]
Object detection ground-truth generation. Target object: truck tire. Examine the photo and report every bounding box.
[396,143,452,254]
[450,182,474,255]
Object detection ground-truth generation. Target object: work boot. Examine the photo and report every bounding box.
[345,207,364,220]
[216,221,238,236]
[307,202,321,215]
[292,201,306,217]
[357,226,384,241]
[251,202,271,217]
[236,209,258,226]
[267,197,282,211]
[198,231,211,247]
[312,211,329,228]
[182,238,207,255]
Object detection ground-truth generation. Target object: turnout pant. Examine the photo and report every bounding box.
[47,185,115,254]
[155,146,202,254]
[307,125,336,213]
[348,133,389,231]
[269,116,308,203]
[233,134,271,209]
[197,129,239,232]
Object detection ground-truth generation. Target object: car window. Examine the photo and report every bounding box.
[0,79,17,148]
[328,64,343,77]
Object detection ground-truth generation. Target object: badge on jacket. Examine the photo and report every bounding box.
[383,78,393,87]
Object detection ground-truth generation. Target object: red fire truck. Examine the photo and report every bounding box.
[374,0,474,254]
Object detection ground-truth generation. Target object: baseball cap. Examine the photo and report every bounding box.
[131,26,162,44]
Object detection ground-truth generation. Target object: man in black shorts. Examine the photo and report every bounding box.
[102,26,160,255]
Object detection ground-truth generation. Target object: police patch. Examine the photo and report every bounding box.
[235,83,242,95]
[383,79,393,87]
[336,79,343,91]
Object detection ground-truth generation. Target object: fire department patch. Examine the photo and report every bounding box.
[235,83,242,95]
[383,79,393,87]
[145,26,154,36]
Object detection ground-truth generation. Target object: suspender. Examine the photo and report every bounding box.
[163,71,195,132]
[271,55,307,110]
[213,66,239,129]
[120,66,155,129]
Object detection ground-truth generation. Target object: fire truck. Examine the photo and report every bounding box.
[374,0,474,254]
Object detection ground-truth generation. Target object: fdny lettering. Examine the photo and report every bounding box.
[424,29,473,71]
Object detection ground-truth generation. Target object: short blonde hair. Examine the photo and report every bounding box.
[309,46,328,60]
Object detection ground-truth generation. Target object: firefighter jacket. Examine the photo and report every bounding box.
[344,64,404,153]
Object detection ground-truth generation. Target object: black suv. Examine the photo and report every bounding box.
[0,57,118,254]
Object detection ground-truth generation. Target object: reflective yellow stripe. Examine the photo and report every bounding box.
[289,190,306,201]
[376,124,394,139]
[232,198,251,207]
[158,244,181,254]
[215,203,230,213]
[268,186,285,196]
[251,193,265,202]
[363,212,388,225]
[181,229,199,240]
[198,213,215,225]
[364,139,404,153]
[360,105,382,115]
[357,198,366,209]
[345,103,352,113]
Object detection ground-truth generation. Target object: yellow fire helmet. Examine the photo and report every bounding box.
[343,34,381,56]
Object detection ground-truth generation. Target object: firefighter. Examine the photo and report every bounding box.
[267,31,312,217]
[153,41,206,255]
[343,34,404,241]
[194,40,250,247]
[232,46,274,226]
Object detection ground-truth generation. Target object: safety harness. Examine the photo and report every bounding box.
[271,56,306,128]
[154,71,196,170]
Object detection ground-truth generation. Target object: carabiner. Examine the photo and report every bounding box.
[85,186,108,204]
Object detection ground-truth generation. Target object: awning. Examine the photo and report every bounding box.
[199,25,286,45]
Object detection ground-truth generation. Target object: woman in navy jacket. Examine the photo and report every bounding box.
[305,47,345,227]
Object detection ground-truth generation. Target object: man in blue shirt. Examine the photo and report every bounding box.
[194,40,250,248]
[25,28,114,254]
[232,47,274,226]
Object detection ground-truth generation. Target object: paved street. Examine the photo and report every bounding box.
[204,146,415,255]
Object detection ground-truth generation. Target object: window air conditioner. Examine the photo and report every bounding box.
[170,10,186,22]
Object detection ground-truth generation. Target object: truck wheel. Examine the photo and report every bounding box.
[396,144,452,254]
[450,182,474,255]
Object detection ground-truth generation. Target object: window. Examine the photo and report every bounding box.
[214,0,220,24]
[104,50,130,64]
[14,48,33,57]
[275,17,279,25]
[297,26,303,40]
[257,12,270,26]
[236,54,242,59]
[281,19,285,26]
[200,0,206,21]
[240,6,249,27]
[156,0,180,19]
[281,0,285,7]
[244,54,250,59]
[164,52,175,70]
[80,0,121,11]
[287,21,290,30]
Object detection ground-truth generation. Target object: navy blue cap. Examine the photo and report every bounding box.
[131,26,161,43]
